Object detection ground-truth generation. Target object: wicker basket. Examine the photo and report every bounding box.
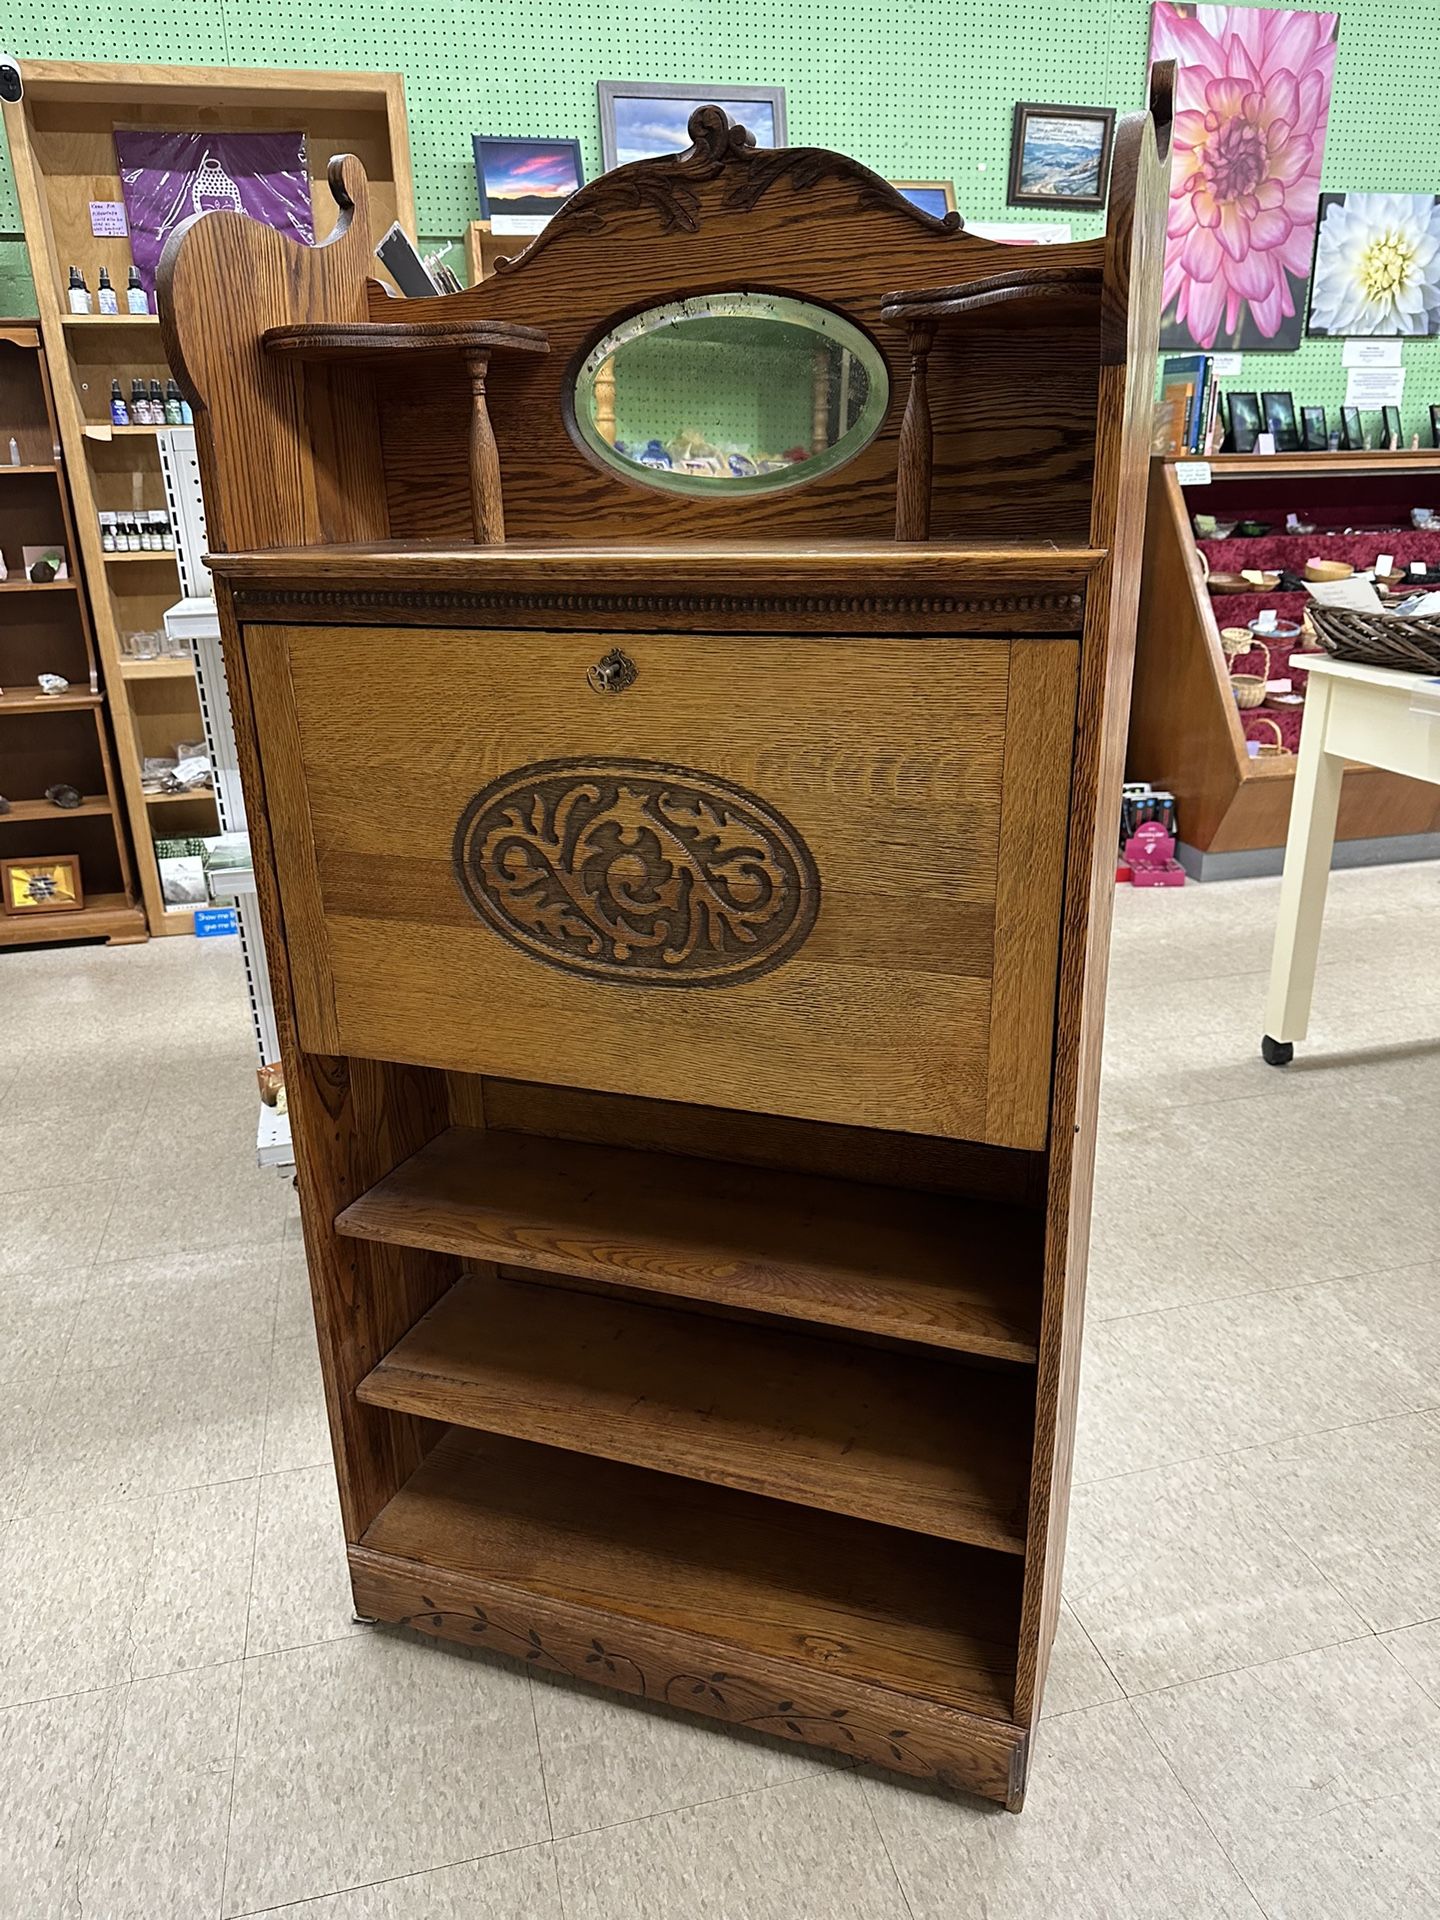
[1310,605,1440,671]
[1246,714,1287,756]
[1230,664,1268,708]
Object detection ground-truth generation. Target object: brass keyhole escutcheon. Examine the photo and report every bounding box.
[587,648,638,695]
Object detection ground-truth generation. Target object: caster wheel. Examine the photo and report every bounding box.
[1262,1034,1293,1067]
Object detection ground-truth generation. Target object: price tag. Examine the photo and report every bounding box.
[1411,561,1427,575]
[1212,352,1243,375]
[1175,460,1212,487]
[1256,608,1278,632]
[1375,553,1395,577]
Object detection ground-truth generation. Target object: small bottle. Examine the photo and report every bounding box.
[109,378,129,426]
[6,436,17,467]
[160,512,175,552]
[67,266,92,314]
[97,267,119,315]
[130,377,148,424]
[164,378,184,426]
[143,513,160,552]
[100,512,116,553]
[178,394,193,426]
[126,266,149,314]
[127,516,142,552]
[148,379,164,426]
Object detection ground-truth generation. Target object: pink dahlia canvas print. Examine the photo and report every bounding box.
[1149,3,1338,351]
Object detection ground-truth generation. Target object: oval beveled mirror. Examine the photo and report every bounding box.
[572,292,890,495]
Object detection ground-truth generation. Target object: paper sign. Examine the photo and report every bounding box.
[490,213,548,236]
[1175,460,1211,486]
[1254,432,1277,455]
[1255,607,1278,631]
[1375,553,1395,578]
[1345,366,1405,409]
[1212,352,1243,375]
[1342,338,1403,368]
[1305,576,1385,611]
[967,221,1072,245]
[89,200,128,236]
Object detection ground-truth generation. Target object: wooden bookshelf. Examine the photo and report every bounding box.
[163,73,1172,1812]
[0,322,144,948]
[3,59,414,933]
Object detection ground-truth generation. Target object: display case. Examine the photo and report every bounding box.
[0,321,144,948]
[1131,453,1440,876]
[3,59,414,931]
[159,76,1170,1809]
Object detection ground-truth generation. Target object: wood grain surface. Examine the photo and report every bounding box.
[356,1271,1034,1552]
[335,1124,1044,1361]
[359,1424,1023,1719]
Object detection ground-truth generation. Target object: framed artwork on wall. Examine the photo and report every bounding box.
[891,181,957,220]
[472,136,583,222]
[1006,104,1115,209]
[1,855,84,915]
[1149,4,1339,353]
[1307,194,1440,337]
[597,82,787,171]
[1431,405,1440,449]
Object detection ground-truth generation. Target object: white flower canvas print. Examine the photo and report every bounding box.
[1149,3,1339,352]
[1308,194,1440,336]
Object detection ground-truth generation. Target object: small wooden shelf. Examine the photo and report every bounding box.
[60,312,160,328]
[0,687,101,712]
[0,577,77,592]
[337,1126,1042,1362]
[355,1271,1033,1553]
[261,318,549,362]
[104,548,177,564]
[144,786,216,805]
[0,793,110,821]
[0,461,59,474]
[0,890,144,947]
[119,655,194,679]
[83,424,163,441]
[357,1425,1025,1723]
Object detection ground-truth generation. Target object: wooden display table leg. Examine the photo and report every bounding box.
[1262,672,1343,1063]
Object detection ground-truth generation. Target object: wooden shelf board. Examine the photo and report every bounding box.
[143,787,216,806]
[359,1425,1024,1722]
[0,794,110,821]
[83,425,163,442]
[0,578,77,593]
[338,1126,1042,1363]
[262,318,549,361]
[1163,450,1440,479]
[0,688,101,712]
[0,462,60,475]
[0,891,144,947]
[104,549,177,564]
[119,656,195,679]
[356,1272,1033,1554]
[60,312,160,328]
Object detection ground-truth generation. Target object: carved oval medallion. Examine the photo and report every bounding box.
[453,757,820,987]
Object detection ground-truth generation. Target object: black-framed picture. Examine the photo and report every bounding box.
[597,82,787,171]
[1007,103,1116,210]
[1383,404,1404,448]
[1431,404,1440,450]
[891,180,956,220]
[1262,391,1301,452]
[472,136,583,221]
[1226,392,1262,453]
[1341,405,1364,449]
[1301,406,1329,451]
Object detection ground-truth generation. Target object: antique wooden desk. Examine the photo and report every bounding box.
[160,79,1168,1810]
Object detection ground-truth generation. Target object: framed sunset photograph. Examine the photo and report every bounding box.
[598,82,786,171]
[1007,104,1116,210]
[892,181,957,220]
[472,136,584,221]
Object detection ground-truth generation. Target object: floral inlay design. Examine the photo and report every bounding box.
[452,756,820,987]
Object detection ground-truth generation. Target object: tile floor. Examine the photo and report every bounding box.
[0,859,1437,1918]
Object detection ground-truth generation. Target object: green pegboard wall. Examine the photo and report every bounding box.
[3,0,1439,434]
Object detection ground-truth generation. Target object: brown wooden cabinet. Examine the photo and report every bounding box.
[160,79,1170,1809]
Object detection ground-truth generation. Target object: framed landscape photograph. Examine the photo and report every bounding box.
[891,180,957,220]
[1,854,84,916]
[1308,193,1440,337]
[1262,390,1301,452]
[1007,103,1115,210]
[472,136,583,222]
[1341,404,1363,449]
[1225,391,1262,452]
[1301,405,1329,450]
[598,82,787,171]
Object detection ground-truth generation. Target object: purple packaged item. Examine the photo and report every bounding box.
[114,130,314,298]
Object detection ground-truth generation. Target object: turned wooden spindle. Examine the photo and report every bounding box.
[593,354,617,445]
[464,347,505,545]
[894,317,937,543]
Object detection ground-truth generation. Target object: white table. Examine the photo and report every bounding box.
[1263,653,1440,1064]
